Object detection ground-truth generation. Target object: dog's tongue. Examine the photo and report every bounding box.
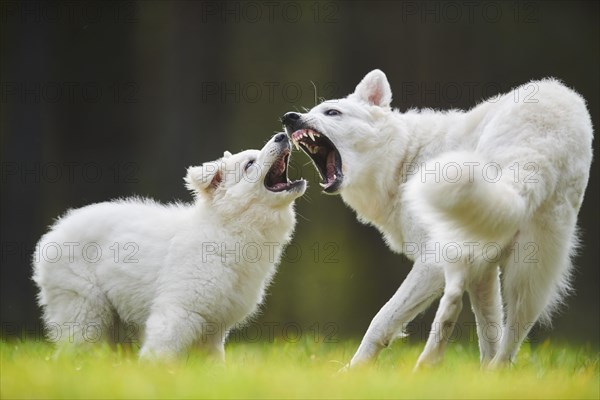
[326,151,336,181]
[270,182,288,191]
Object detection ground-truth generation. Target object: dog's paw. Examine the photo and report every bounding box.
[413,353,443,372]
[334,363,350,376]
[485,356,513,370]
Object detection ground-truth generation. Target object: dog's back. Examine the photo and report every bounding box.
[408,79,592,367]
[33,199,194,344]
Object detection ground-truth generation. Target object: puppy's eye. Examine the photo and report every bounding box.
[244,160,255,171]
[325,109,341,116]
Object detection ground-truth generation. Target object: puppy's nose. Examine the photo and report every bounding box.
[274,133,287,143]
[281,112,300,125]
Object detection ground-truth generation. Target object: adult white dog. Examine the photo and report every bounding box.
[33,133,306,360]
[282,70,593,368]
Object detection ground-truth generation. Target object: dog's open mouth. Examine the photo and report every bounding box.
[290,129,343,193]
[264,149,304,193]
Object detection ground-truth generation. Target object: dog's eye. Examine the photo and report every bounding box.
[244,159,255,171]
[325,109,341,116]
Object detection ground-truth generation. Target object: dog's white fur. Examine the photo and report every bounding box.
[33,134,305,360]
[286,70,593,368]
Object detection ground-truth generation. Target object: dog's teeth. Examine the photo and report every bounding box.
[319,182,327,188]
[308,131,315,141]
[294,141,300,151]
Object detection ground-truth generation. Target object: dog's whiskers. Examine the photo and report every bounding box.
[310,80,318,106]
[300,193,313,204]
[295,211,311,223]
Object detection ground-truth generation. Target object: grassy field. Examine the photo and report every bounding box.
[1,339,598,399]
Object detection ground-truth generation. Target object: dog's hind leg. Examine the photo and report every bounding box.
[349,262,444,367]
[489,221,575,367]
[415,265,467,369]
[467,266,503,365]
[40,286,115,357]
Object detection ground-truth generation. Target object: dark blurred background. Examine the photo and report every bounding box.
[1,1,598,347]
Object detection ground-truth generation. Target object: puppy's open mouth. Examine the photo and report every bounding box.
[264,149,305,193]
[291,129,343,193]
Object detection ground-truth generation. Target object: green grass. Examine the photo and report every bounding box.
[1,339,598,399]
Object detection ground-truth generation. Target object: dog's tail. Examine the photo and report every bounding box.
[405,151,527,246]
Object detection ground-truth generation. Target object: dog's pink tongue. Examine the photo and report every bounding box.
[326,151,336,181]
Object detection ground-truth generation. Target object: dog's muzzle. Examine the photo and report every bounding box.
[281,112,302,132]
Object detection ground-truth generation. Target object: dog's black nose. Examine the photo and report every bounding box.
[274,133,287,143]
[281,112,300,125]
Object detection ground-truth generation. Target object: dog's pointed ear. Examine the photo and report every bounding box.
[185,161,222,196]
[351,69,392,107]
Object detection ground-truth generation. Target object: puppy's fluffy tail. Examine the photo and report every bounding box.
[405,151,527,245]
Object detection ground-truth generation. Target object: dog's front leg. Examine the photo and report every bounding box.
[349,262,444,367]
[415,265,466,369]
[140,303,210,361]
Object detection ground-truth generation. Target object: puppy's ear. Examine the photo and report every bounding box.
[351,69,392,107]
[185,161,222,195]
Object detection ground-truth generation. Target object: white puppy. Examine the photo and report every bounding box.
[282,70,593,368]
[33,133,306,360]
